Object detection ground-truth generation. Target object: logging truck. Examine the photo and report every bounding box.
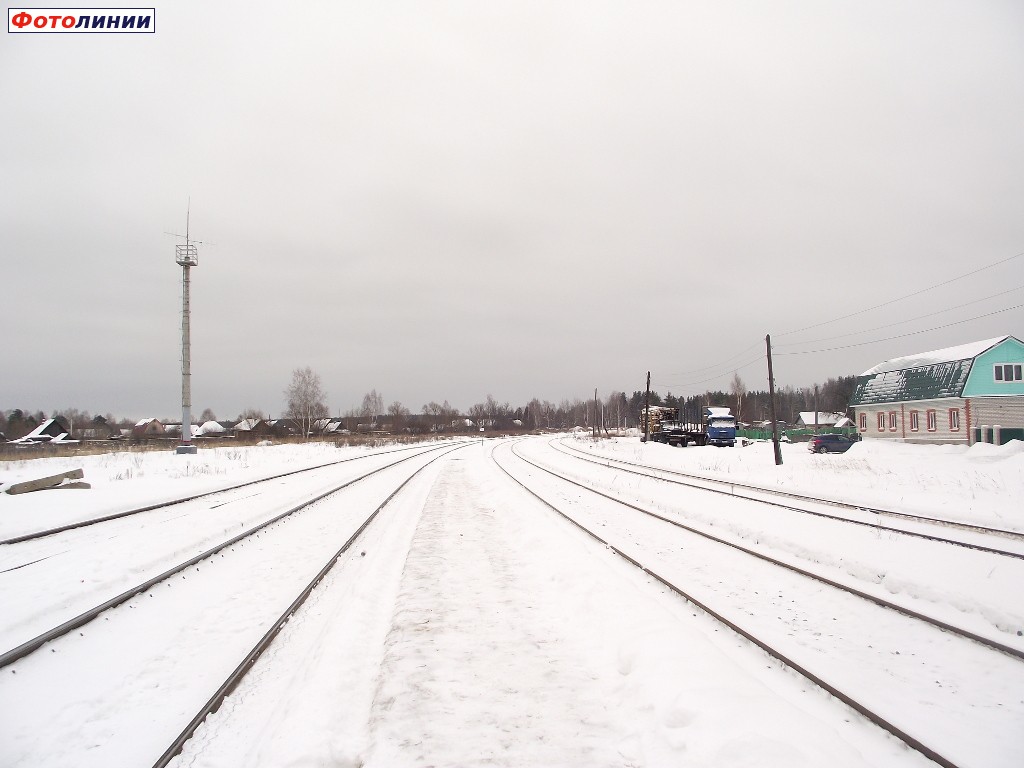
[641,405,737,447]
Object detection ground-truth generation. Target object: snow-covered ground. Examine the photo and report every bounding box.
[0,437,1021,767]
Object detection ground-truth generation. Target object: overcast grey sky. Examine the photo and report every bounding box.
[3,1,1023,420]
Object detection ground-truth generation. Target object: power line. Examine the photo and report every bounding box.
[654,353,766,390]
[775,303,1023,356]
[774,284,1024,348]
[659,341,763,378]
[777,249,1024,339]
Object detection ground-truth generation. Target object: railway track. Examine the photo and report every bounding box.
[149,441,467,768]
[0,438,462,663]
[0,440,467,768]
[0,440,459,669]
[550,438,1024,559]
[494,440,1024,768]
[0,440,455,546]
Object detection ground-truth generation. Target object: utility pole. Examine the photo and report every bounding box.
[766,334,783,465]
[594,388,598,440]
[814,384,819,432]
[643,371,651,443]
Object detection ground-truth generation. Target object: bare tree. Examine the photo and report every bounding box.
[730,372,747,423]
[361,389,384,428]
[285,367,329,438]
[387,401,411,432]
[238,407,265,421]
[200,408,216,423]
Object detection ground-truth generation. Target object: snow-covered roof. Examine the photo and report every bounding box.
[234,418,261,431]
[860,336,1008,376]
[196,420,227,435]
[135,418,158,427]
[798,412,846,425]
[23,418,59,439]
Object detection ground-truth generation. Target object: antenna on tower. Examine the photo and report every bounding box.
[167,200,207,456]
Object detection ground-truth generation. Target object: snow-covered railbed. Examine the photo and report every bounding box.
[519,438,1024,650]
[1,436,1020,767]
[0,440,459,541]
[0,446,458,768]
[570,436,1024,533]
[553,438,1024,550]
[174,443,934,768]
[0,442,451,655]
[498,440,1024,768]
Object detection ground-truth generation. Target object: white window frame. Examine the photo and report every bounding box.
[859,413,867,432]
[949,408,960,431]
[926,409,937,432]
[994,363,1023,383]
[888,411,898,431]
[877,412,885,432]
[909,411,919,432]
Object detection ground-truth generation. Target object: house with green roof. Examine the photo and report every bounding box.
[849,335,1024,445]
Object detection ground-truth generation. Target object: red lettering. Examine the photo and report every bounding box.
[11,11,33,28]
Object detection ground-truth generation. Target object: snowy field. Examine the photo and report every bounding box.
[0,436,1022,768]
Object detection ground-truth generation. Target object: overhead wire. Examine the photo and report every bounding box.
[775,303,1023,356]
[654,353,766,391]
[773,284,1024,348]
[775,249,1024,339]
[645,248,1022,394]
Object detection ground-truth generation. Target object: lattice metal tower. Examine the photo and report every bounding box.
[173,208,200,455]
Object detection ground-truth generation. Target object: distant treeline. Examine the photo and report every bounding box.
[0,375,856,439]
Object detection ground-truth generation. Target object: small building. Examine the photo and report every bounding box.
[9,418,67,443]
[234,418,274,438]
[849,335,1024,445]
[195,420,228,437]
[131,418,165,439]
[796,412,847,429]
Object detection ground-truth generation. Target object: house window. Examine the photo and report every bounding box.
[888,411,898,431]
[909,411,919,431]
[877,413,885,431]
[859,413,867,432]
[994,363,1023,382]
[949,409,960,431]
[926,410,937,432]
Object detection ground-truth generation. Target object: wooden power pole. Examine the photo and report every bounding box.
[766,335,783,465]
[643,371,651,443]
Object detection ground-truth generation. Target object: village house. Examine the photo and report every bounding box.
[849,335,1024,445]
[795,412,848,430]
[130,418,165,439]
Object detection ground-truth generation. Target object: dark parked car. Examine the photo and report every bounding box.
[807,434,857,454]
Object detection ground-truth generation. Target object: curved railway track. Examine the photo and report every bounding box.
[0,440,460,669]
[494,440,1024,768]
[550,438,1024,559]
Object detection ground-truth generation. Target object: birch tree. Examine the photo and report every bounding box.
[285,367,328,438]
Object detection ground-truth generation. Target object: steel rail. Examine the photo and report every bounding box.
[510,442,1024,660]
[0,440,458,546]
[150,442,467,768]
[493,445,964,768]
[0,441,455,669]
[549,439,1024,559]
